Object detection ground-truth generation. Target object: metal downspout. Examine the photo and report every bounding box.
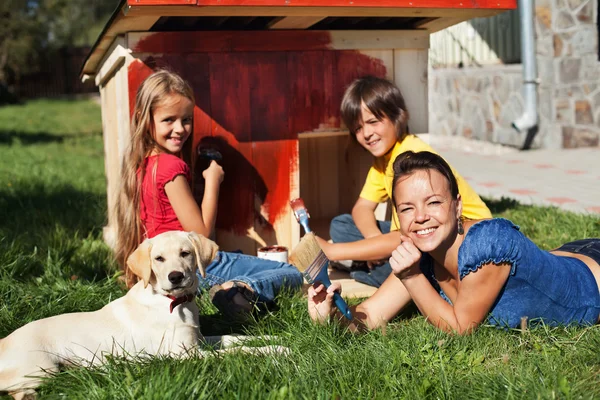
[511,0,539,135]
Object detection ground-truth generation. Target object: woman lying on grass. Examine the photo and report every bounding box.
[308,151,600,334]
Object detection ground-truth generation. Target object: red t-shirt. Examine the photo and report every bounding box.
[140,153,191,239]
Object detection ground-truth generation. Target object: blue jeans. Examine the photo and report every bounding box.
[329,214,392,288]
[196,251,303,303]
[556,239,600,265]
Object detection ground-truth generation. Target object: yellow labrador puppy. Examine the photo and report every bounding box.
[0,231,285,400]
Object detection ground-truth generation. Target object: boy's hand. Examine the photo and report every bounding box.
[203,160,224,185]
[390,235,421,279]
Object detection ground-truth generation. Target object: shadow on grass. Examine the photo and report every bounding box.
[483,196,524,215]
[0,183,112,282]
[0,130,65,145]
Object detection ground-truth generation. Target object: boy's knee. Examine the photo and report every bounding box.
[329,214,355,242]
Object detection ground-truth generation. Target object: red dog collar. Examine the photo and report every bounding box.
[166,294,195,313]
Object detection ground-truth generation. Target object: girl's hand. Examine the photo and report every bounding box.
[308,282,341,324]
[390,236,421,280]
[203,160,224,185]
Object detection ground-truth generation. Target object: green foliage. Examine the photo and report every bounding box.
[0,0,119,86]
[2,99,600,399]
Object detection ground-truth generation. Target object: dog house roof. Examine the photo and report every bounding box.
[81,0,516,78]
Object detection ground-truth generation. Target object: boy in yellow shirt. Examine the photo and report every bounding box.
[315,76,491,287]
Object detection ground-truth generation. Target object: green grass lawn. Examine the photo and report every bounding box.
[1,98,600,399]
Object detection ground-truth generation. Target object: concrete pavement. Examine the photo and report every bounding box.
[423,135,600,215]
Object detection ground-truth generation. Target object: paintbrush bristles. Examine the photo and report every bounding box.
[288,232,325,273]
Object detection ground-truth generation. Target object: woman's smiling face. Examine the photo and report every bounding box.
[393,169,462,253]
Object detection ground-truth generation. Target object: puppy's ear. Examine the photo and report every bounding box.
[187,232,219,278]
[127,239,153,288]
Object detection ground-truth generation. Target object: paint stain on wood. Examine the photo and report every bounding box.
[127,42,387,237]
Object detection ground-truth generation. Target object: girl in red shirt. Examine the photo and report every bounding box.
[114,70,302,317]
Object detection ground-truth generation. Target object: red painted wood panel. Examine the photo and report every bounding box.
[332,50,388,118]
[132,31,333,54]
[287,51,336,134]
[127,48,391,247]
[194,0,516,8]
[129,0,197,5]
[247,52,290,141]
[129,0,516,8]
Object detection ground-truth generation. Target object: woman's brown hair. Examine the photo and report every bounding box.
[391,151,459,208]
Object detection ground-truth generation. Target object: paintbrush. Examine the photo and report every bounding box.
[290,197,311,234]
[289,198,352,320]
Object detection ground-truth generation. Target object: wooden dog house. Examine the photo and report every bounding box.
[82,0,516,255]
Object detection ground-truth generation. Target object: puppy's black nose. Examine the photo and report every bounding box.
[168,271,184,285]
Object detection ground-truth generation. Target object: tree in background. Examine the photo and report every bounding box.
[0,0,118,97]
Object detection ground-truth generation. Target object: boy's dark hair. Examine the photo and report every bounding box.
[340,76,410,141]
[391,151,459,206]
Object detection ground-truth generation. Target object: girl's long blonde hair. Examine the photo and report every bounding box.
[114,69,195,287]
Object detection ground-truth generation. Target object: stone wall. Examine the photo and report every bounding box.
[429,1,599,149]
[428,65,527,147]
[536,0,599,148]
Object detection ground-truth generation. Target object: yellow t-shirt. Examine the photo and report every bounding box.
[359,135,492,231]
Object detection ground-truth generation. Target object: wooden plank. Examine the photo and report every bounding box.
[95,36,130,87]
[329,268,378,299]
[252,140,299,252]
[189,0,516,7]
[129,0,197,4]
[206,53,255,253]
[338,136,373,213]
[299,135,341,221]
[332,50,390,118]
[415,16,467,33]
[268,16,325,29]
[128,30,428,54]
[83,12,159,77]
[394,49,429,134]
[287,51,336,134]
[329,31,428,51]
[125,5,514,18]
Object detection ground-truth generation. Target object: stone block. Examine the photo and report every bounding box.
[576,0,594,22]
[575,100,594,124]
[582,83,597,94]
[555,99,573,123]
[571,26,598,55]
[537,56,556,85]
[493,75,510,103]
[581,55,600,81]
[555,85,583,97]
[555,10,576,30]
[499,94,524,127]
[535,6,552,31]
[562,126,600,148]
[553,35,564,56]
[559,58,582,83]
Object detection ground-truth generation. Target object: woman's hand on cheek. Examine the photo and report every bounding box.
[390,236,422,280]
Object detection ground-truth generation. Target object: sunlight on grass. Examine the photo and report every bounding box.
[1,99,600,399]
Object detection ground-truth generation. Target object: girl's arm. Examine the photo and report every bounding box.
[165,176,211,237]
[316,231,402,261]
[199,161,223,234]
[165,161,223,237]
[352,197,384,239]
[391,239,511,334]
[309,272,413,331]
